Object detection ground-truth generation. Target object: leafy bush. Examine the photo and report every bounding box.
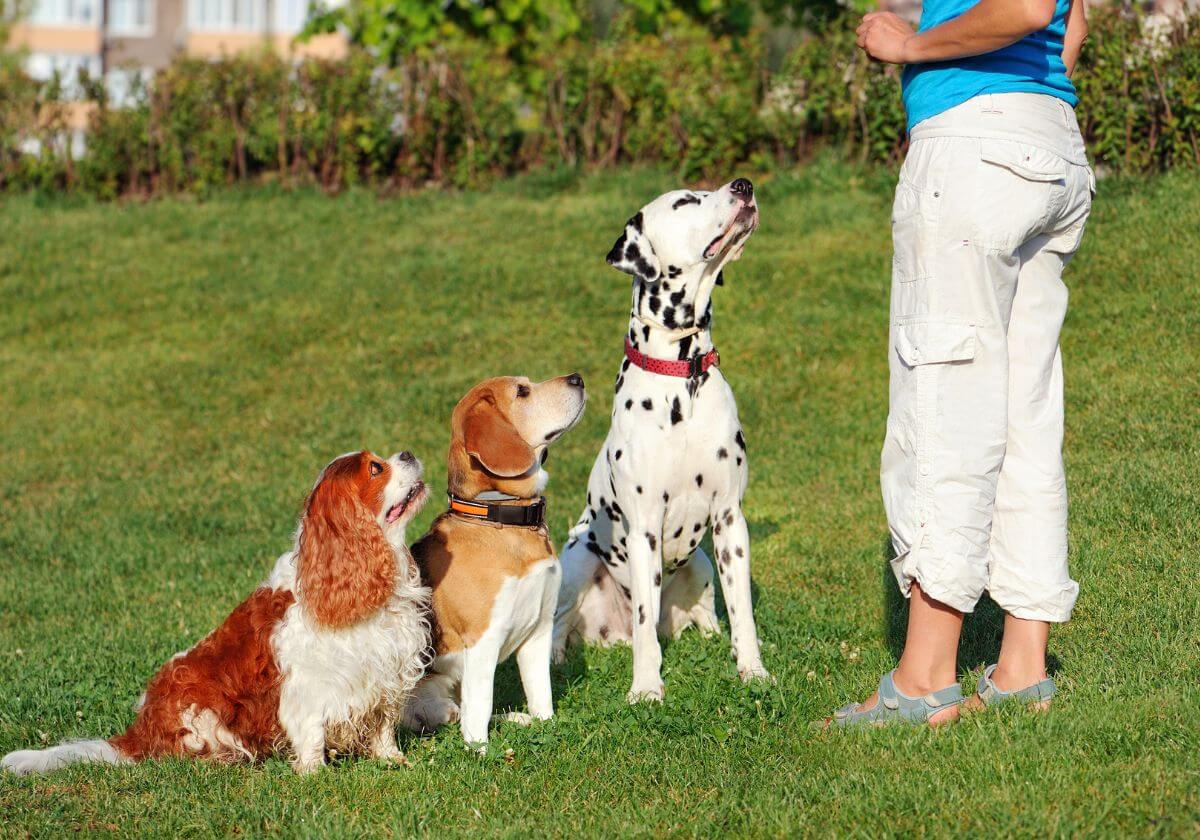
[0,8,1195,198]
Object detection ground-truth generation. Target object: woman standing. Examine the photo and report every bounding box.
[831,0,1095,725]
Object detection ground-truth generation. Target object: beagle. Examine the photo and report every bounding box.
[402,374,586,748]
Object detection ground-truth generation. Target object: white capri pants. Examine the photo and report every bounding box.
[882,93,1094,623]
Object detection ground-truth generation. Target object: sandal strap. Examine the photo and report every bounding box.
[831,670,962,727]
[977,663,1057,704]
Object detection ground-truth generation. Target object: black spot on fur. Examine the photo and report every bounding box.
[654,572,662,586]
[642,325,651,341]
[615,449,623,460]
[672,526,683,539]
[636,485,643,494]
[670,397,683,425]
[638,605,646,624]
[642,398,652,410]
[735,430,746,451]
[672,195,701,210]
[717,447,728,459]
[735,546,744,557]
[677,335,693,360]
[621,584,631,599]
[662,308,677,329]
[625,399,633,410]
[736,456,743,466]
[695,474,703,487]
[668,265,682,278]
[663,491,670,503]
[693,523,702,533]
[645,533,657,550]
[714,522,722,536]
[599,624,610,639]
[715,270,725,286]
[648,296,661,315]
[669,288,686,306]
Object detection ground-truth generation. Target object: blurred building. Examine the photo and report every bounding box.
[8,0,346,101]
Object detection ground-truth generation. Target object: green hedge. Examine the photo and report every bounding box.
[1,9,1196,197]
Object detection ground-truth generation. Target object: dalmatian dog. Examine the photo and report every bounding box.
[552,177,771,703]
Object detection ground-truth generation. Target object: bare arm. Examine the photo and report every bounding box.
[856,0,1057,65]
[1061,0,1088,76]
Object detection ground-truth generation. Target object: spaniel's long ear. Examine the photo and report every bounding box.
[297,457,396,628]
[462,398,536,477]
[606,212,660,281]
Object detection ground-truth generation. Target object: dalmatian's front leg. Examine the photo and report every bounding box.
[712,503,771,682]
[626,528,665,703]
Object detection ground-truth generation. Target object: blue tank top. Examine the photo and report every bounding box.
[901,0,1077,131]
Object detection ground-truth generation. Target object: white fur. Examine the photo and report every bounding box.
[269,499,430,772]
[1,740,127,775]
[553,179,771,702]
[403,557,560,750]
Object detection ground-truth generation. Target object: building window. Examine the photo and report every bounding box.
[273,0,308,35]
[109,0,154,34]
[29,0,98,26]
[24,51,102,97]
[188,0,266,31]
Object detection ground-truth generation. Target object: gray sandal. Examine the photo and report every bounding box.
[831,670,963,727]
[975,664,1056,706]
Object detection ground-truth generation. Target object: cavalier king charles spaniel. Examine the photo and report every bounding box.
[3,450,430,775]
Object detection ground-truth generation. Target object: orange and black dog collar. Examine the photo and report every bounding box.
[448,493,547,527]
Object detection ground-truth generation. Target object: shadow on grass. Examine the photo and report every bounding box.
[880,535,1061,678]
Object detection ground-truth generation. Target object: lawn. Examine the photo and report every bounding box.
[1,164,1198,838]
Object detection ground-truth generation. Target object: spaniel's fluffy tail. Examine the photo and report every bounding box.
[2,739,128,776]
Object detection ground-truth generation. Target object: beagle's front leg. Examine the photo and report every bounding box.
[458,636,503,751]
[626,528,665,703]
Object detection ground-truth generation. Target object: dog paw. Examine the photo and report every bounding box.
[493,711,534,727]
[291,758,324,775]
[738,664,774,684]
[626,683,665,704]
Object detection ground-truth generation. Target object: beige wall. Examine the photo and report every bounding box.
[8,22,102,53]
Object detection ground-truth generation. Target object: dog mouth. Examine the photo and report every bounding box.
[703,204,758,260]
[385,481,427,524]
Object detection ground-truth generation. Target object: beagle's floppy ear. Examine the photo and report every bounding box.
[606,211,661,281]
[297,453,396,628]
[463,398,536,477]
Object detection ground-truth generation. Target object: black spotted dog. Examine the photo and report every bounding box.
[552,178,771,703]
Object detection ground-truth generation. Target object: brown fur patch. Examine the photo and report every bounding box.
[109,586,295,762]
[298,452,397,628]
[413,513,554,654]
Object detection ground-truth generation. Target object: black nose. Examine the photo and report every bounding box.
[566,373,584,389]
[397,451,415,463]
[730,178,753,197]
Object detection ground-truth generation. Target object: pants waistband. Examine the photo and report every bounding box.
[909,93,1089,165]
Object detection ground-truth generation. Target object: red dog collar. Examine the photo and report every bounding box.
[624,338,720,379]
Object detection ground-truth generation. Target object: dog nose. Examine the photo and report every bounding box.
[397,450,415,463]
[730,178,753,197]
[566,373,584,389]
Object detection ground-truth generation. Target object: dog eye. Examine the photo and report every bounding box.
[516,384,531,398]
[369,461,384,477]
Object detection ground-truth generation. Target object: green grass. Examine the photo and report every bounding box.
[1,164,1198,838]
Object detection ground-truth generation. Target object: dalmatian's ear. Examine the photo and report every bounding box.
[606,212,661,281]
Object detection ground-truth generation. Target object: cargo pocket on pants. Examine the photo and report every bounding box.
[891,181,939,318]
[892,318,977,536]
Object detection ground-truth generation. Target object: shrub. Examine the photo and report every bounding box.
[0,8,1195,198]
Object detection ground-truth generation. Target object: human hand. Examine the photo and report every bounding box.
[856,12,920,64]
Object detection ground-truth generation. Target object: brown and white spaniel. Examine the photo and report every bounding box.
[2,450,430,775]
